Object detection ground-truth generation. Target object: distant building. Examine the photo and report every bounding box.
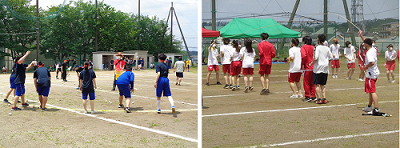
[380,22,399,39]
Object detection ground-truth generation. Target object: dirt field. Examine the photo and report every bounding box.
[0,68,198,147]
[202,59,399,148]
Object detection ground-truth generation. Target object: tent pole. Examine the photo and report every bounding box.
[212,0,216,31]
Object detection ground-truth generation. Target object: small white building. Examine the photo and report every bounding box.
[92,50,154,70]
[162,53,184,66]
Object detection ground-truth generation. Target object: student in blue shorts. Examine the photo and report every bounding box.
[154,53,175,114]
[11,51,34,111]
[79,62,97,114]
[116,65,135,113]
[4,61,17,104]
[33,61,51,111]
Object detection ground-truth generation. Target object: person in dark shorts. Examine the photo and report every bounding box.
[309,34,333,104]
[11,51,34,111]
[4,61,17,104]
[79,62,97,114]
[154,53,175,114]
[33,61,51,111]
[61,60,68,82]
[174,57,185,85]
[116,65,135,113]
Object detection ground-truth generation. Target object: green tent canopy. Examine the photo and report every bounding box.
[219,18,302,39]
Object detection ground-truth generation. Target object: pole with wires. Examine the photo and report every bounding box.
[36,0,39,62]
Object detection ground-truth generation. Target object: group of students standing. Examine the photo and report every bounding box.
[206,31,394,114]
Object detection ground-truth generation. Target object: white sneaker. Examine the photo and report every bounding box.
[335,75,338,78]
[358,78,363,81]
[332,75,335,78]
[392,80,395,83]
[362,106,372,112]
[346,77,350,80]
[289,94,298,98]
[298,94,303,98]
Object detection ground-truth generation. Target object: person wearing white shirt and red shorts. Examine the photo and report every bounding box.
[206,39,221,86]
[330,38,341,78]
[230,40,242,91]
[344,41,356,80]
[288,38,303,98]
[240,39,255,93]
[220,38,233,89]
[359,30,381,114]
[384,44,396,83]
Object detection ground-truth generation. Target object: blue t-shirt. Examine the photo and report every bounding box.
[79,69,96,94]
[167,60,172,67]
[10,63,17,78]
[14,63,28,85]
[33,67,51,87]
[116,71,135,89]
[141,60,144,66]
[156,62,169,77]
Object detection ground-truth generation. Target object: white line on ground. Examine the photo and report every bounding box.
[24,99,198,143]
[202,100,398,117]
[203,85,393,98]
[248,130,399,147]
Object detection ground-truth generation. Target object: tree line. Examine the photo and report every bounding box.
[0,0,183,62]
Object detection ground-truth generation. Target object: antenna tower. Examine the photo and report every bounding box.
[351,0,366,32]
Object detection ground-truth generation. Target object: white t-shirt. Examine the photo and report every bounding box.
[313,45,333,74]
[330,44,340,60]
[288,46,302,73]
[174,61,185,72]
[208,46,219,66]
[385,50,397,61]
[220,45,233,65]
[231,48,241,62]
[240,47,255,68]
[365,48,380,79]
[344,45,356,63]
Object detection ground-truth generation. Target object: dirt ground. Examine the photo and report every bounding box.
[0,68,198,147]
[202,59,399,148]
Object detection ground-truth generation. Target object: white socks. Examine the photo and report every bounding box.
[168,96,175,107]
[157,100,161,109]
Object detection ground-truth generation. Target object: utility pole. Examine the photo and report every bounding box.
[324,0,328,37]
[173,8,191,65]
[170,2,173,52]
[138,0,140,51]
[211,0,216,30]
[95,0,98,52]
[36,0,39,61]
[343,0,356,45]
[279,0,300,55]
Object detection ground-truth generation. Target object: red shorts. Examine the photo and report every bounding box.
[230,61,242,76]
[207,65,220,71]
[347,63,355,69]
[222,64,231,73]
[331,60,340,68]
[259,64,271,75]
[365,78,377,93]
[242,68,254,75]
[386,61,396,71]
[288,72,302,83]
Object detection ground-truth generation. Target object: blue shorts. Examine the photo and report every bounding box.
[10,77,16,89]
[37,86,50,97]
[117,84,131,98]
[15,84,25,96]
[156,77,171,97]
[82,92,95,100]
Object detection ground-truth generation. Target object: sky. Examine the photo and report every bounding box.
[29,0,198,51]
[202,0,399,24]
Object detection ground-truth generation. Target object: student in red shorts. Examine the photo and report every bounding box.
[258,33,275,95]
[329,38,341,78]
[240,39,255,93]
[230,40,242,91]
[384,44,396,83]
[220,38,233,89]
[206,39,221,86]
[359,30,381,114]
[344,41,356,80]
[357,43,367,81]
[287,38,303,98]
